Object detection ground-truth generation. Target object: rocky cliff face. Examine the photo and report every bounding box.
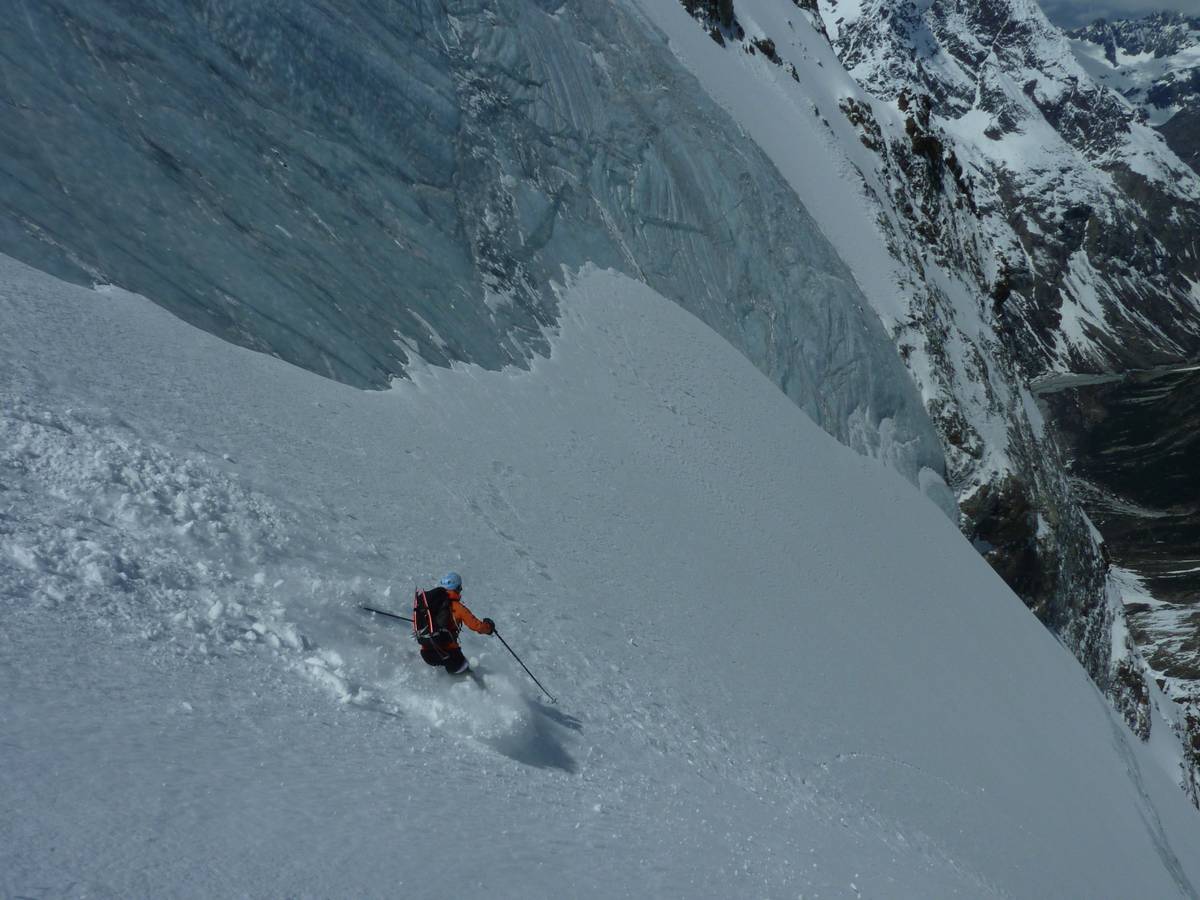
[809,0,1200,802]
[1040,366,1200,805]
[1069,13,1200,174]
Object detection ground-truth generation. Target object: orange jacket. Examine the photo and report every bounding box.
[442,591,491,648]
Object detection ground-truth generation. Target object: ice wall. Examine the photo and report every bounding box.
[0,0,947,498]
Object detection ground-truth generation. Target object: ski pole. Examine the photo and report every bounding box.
[359,604,412,623]
[493,629,557,704]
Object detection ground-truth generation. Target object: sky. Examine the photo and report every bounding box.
[1040,0,1200,28]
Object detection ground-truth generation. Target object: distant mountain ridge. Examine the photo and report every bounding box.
[1069,12,1200,171]
[1071,12,1200,67]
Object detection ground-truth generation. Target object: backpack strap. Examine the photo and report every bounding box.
[413,588,454,646]
[413,589,430,639]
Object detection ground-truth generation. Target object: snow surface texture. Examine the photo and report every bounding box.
[0,0,948,511]
[3,255,1200,897]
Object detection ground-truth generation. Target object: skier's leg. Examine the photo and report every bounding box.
[442,647,469,674]
[419,646,443,667]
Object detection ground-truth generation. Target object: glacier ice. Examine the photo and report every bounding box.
[0,0,947,501]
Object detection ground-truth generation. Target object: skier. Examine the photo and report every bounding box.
[413,572,495,675]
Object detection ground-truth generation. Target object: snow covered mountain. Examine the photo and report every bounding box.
[635,0,1200,806]
[634,0,1200,801]
[5,0,1200,890]
[5,255,1200,897]
[1069,13,1200,171]
[771,0,1200,801]
[821,0,1200,371]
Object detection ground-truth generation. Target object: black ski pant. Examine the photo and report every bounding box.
[420,645,469,674]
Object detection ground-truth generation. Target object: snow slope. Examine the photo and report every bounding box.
[3,254,1200,897]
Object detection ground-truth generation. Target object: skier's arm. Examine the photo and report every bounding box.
[452,600,494,634]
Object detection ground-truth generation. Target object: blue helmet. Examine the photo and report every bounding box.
[439,571,463,592]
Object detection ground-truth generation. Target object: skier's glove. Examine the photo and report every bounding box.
[482,618,496,635]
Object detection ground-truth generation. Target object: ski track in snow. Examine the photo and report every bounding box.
[0,257,923,897]
[0,382,563,772]
[4,255,1200,897]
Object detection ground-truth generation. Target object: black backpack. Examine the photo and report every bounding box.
[412,587,456,647]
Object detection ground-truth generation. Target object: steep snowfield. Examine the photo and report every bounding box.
[3,254,1200,897]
